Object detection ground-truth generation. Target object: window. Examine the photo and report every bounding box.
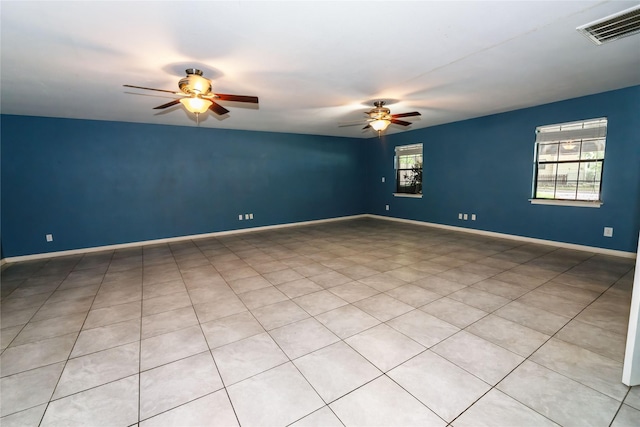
[395,144,423,196]
[532,118,606,205]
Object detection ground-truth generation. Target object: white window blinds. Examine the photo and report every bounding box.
[535,118,607,143]
[395,144,422,156]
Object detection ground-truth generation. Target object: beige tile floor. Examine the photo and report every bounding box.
[1,217,639,426]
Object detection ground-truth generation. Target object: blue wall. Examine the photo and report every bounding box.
[2,86,638,258]
[367,86,640,253]
[1,117,366,257]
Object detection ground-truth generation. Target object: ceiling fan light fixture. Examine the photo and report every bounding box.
[371,119,390,132]
[180,96,212,114]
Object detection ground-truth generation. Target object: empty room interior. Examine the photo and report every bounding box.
[2,1,640,426]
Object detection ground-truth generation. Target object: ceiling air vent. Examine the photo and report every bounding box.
[577,5,640,45]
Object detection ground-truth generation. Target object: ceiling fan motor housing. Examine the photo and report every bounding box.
[179,69,211,96]
[369,101,391,120]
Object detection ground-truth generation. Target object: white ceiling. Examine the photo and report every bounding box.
[1,1,639,138]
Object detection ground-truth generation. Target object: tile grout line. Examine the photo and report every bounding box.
[137,248,147,426]
[174,238,244,427]
[36,250,113,426]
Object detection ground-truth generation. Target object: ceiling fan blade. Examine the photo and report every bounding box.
[153,99,181,109]
[391,111,421,118]
[339,119,371,127]
[362,124,371,130]
[391,119,412,126]
[123,84,180,95]
[215,94,259,104]
[209,101,230,115]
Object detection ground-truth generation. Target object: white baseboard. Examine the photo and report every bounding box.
[368,214,636,259]
[1,213,635,264]
[1,215,368,264]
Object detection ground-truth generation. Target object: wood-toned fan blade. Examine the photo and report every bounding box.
[153,99,181,109]
[391,119,412,126]
[391,111,421,118]
[215,94,259,104]
[209,101,230,115]
[363,124,371,130]
[123,84,179,94]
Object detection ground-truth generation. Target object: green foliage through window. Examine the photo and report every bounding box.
[395,144,423,194]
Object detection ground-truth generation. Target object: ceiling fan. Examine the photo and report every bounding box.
[364,101,421,134]
[342,101,421,135]
[124,68,259,123]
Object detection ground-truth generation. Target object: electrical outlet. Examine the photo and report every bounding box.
[238,214,243,220]
[249,213,254,220]
[245,214,249,220]
[381,177,385,183]
[463,214,468,220]
[385,205,389,211]
[458,213,463,219]
[471,214,476,221]
[603,227,613,237]
[46,234,53,242]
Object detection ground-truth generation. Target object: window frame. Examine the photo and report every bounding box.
[530,118,607,208]
[394,143,423,198]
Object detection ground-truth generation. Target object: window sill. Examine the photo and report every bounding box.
[529,199,602,208]
[394,193,423,198]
